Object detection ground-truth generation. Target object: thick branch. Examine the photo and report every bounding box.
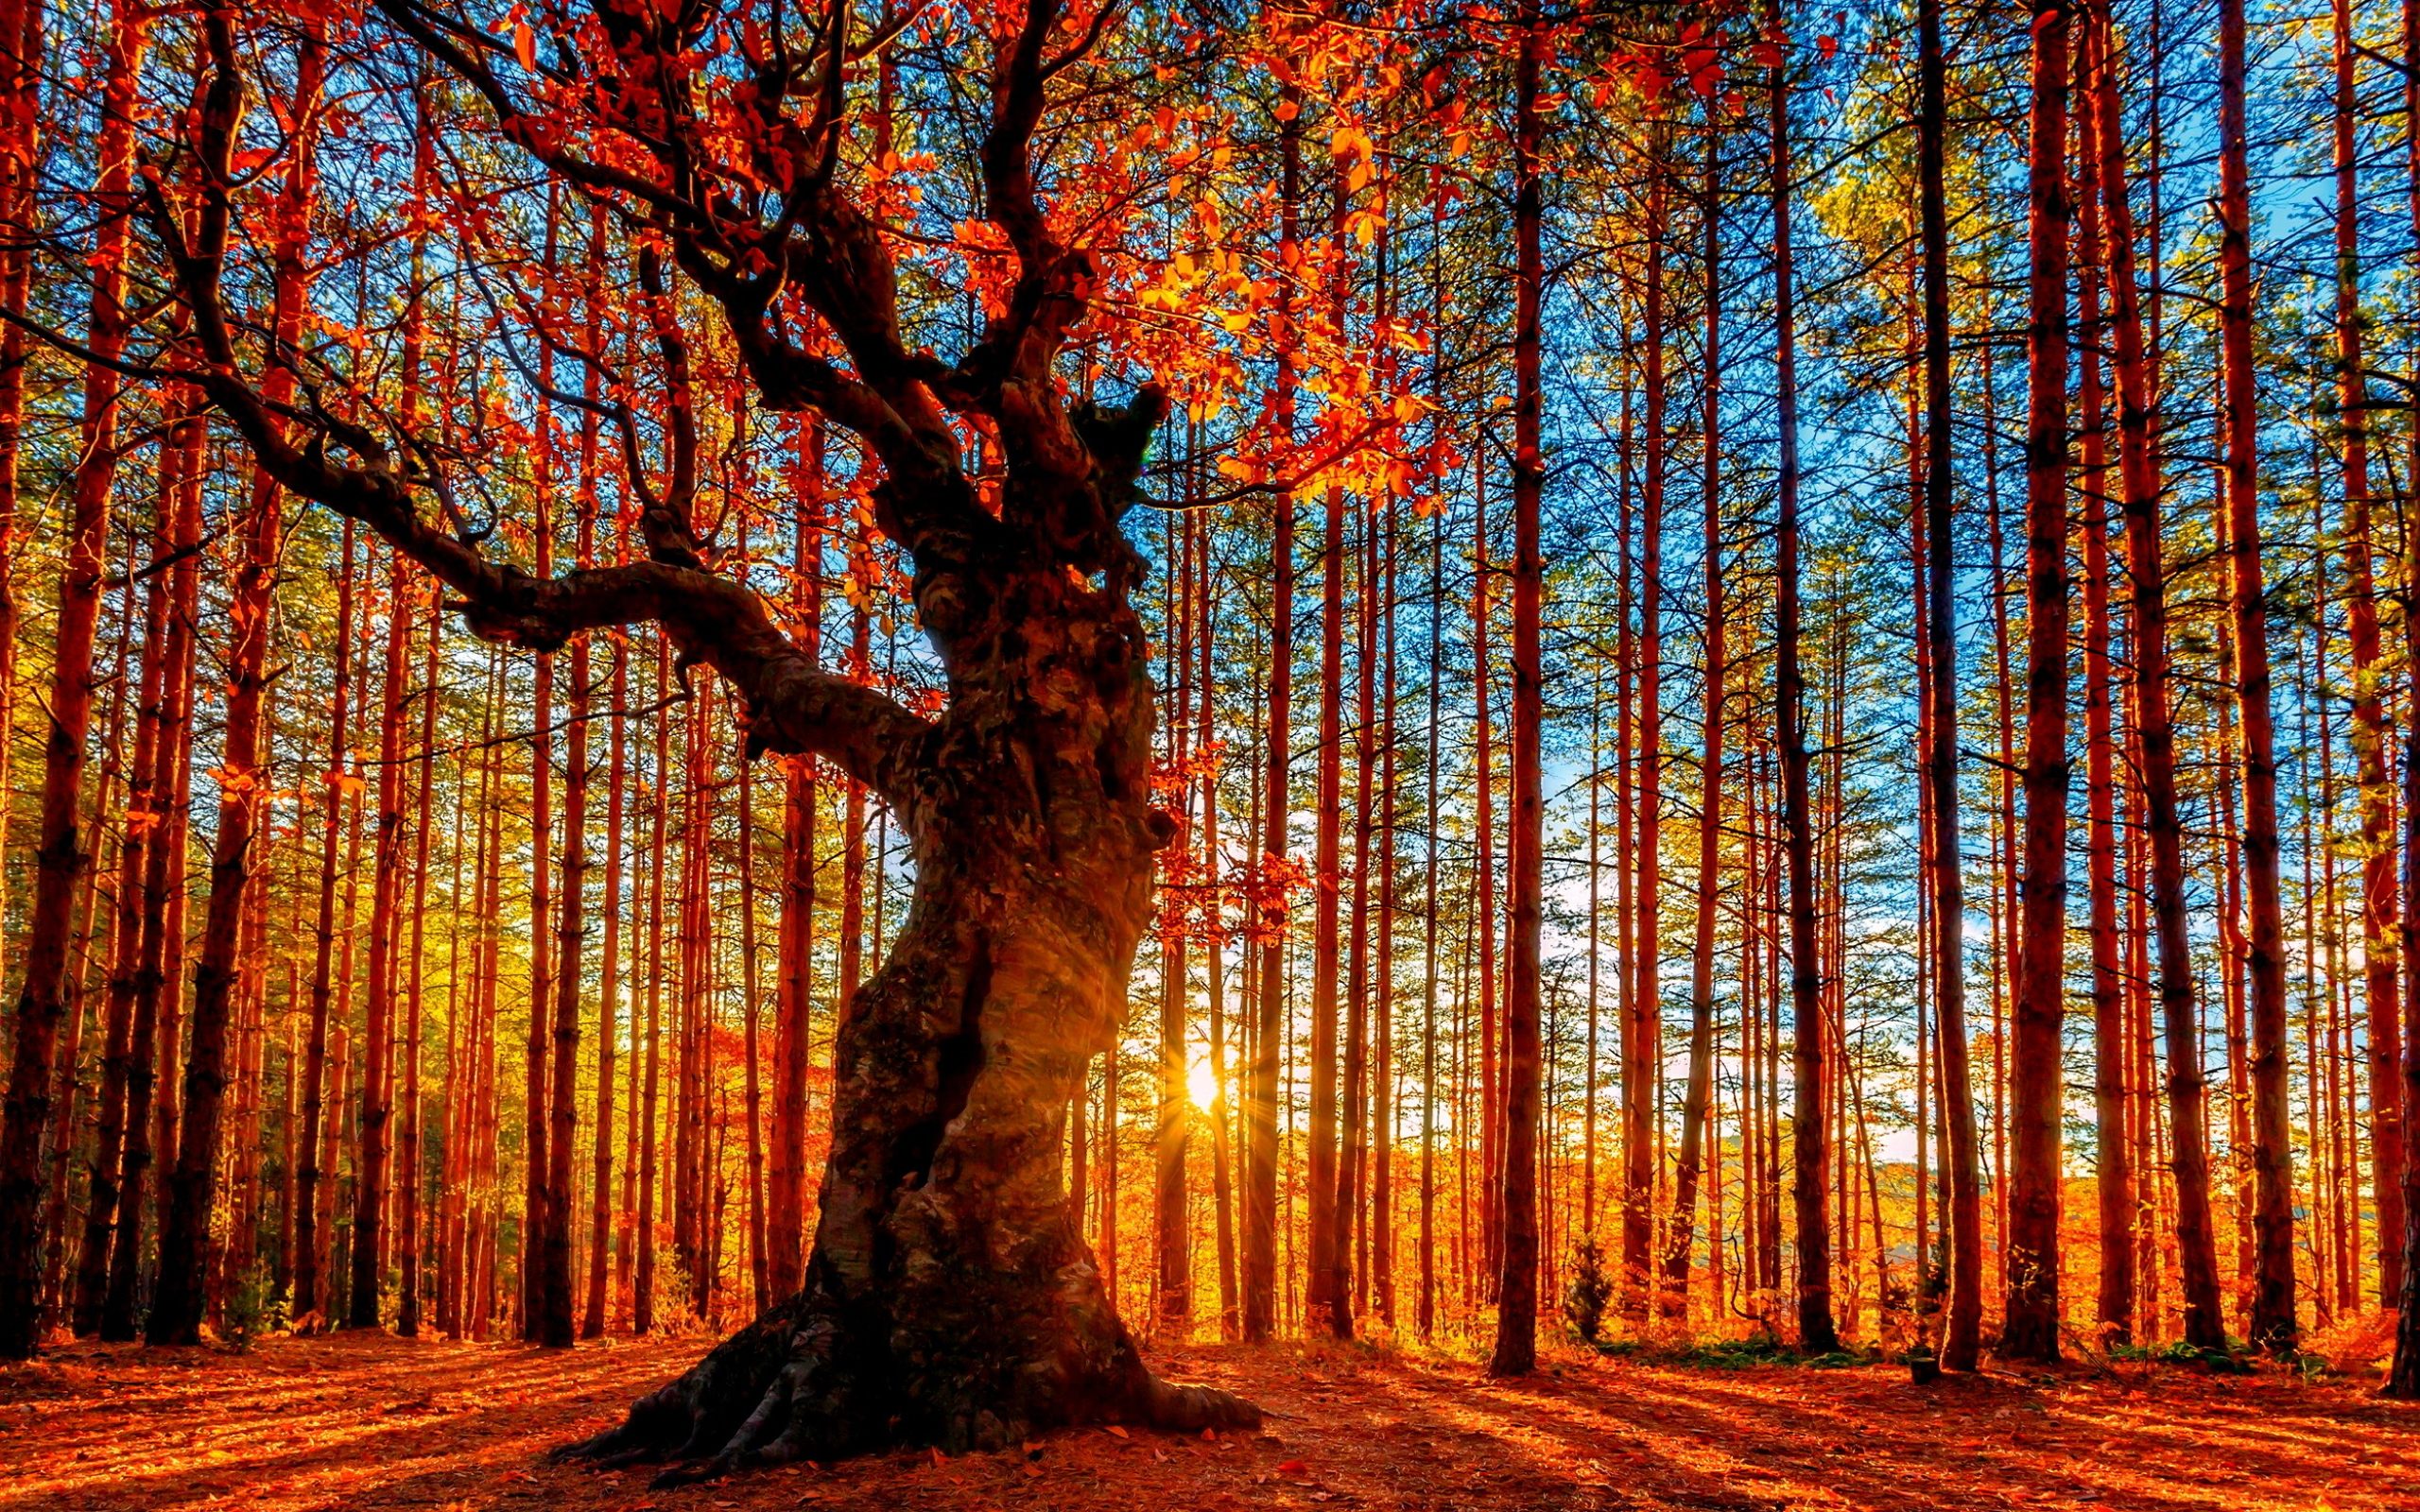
[143,11,930,805]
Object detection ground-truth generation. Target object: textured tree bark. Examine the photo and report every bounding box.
[582,511,623,1340]
[740,677,770,1317]
[1306,522,1344,1332]
[564,558,1257,1477]
[134,0,1258,1461]
[104,408,202,1344]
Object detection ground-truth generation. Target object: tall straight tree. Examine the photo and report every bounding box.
[2089,0,2224,1351]
[1490,0,1546,1377]
[1155,506,1192,1338]
[1305,154,1350,1341]
[2329,0,2402,1301]
[1626,106,1668,1313]
[1772,16,1834,1356]
[2217,0,2299,1352]
[155,326,308,1340]
[768,421,825,1303]
[2392,0,2420,1398]
[2003,0,2074,1366]
[1917,0,1982,1370]
[2072,34,2131,1346]
[0,0,39,982]
[0,0,141,1358]
[1667,110,1722,1317]
[346,544,414,1332]
[1241,84,1300,1347]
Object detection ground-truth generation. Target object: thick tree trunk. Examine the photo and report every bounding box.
[565,563,1256,1479]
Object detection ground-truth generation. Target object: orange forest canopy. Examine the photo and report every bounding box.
[0,0,2413,1500]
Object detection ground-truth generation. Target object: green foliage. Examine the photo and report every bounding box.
[1668,1334,1803,1370]
[1562,1235,1613,1345]
[2107,1337,2252,1372]
[219,1263,287,1353]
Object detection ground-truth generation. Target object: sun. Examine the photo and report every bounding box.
[1187,1057,1222,1110]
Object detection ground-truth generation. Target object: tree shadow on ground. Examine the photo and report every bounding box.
[3,1331,2413,1511]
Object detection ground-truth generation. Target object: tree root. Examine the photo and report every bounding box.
[1129,1368,1261,1435]
[556,1298,1259,1487]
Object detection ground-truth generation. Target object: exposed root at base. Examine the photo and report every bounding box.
[555,1350,1260,1489]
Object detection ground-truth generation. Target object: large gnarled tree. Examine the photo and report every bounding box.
[123,0,1256,1479]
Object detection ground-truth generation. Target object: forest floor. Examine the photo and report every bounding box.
[2,1329,2413,1512]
